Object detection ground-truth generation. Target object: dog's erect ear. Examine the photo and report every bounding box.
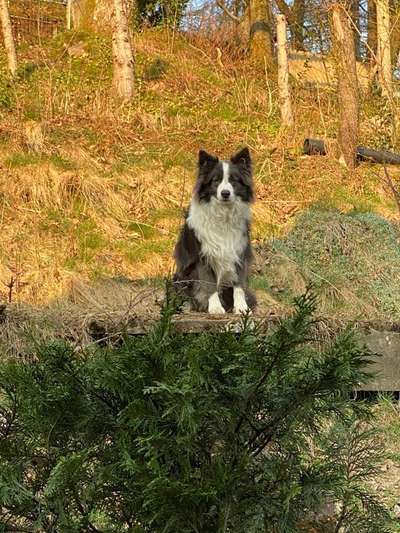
[230,147,251,168]
[198,150,218,167]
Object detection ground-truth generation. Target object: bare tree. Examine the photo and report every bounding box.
[391,2,400,70]
[331,3,359,170]
[248,0,274,68]
[0,0,17,76]
[350,0,360,59]
[376,0,392,98]
[276,14,293,127]
[112,0,134,100]
[69,0,113,32]
[367,0,377,64]
[275,0,305,50]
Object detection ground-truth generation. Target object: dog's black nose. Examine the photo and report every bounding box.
[221,189,231,199]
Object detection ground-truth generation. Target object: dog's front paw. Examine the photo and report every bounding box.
[234,302,251,315]
[208,301,226,315]
[233,287,251,315]
[208,293,226,315]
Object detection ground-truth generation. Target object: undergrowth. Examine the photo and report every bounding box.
[254,209,400,320]
[0,292,395,531]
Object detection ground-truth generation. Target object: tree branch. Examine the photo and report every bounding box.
[215,0,240,23]
[383,165,400,214]
[274,0,295,24]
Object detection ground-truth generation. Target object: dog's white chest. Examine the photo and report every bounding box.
[187,199,250,284]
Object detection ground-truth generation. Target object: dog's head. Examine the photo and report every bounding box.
[194,148,253,204]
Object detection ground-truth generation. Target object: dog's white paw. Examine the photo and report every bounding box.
[208,302,226,315]
[208,293,226,315]
[234,302,251,315]
[233,287,251,315]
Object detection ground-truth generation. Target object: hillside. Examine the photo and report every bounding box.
[2,25,400,529]
[1,27,400,314]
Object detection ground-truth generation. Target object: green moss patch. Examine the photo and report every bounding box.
[255,209,400,320]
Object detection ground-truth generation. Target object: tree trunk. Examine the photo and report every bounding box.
[112,0,134,100]
[0,0,17,77]
[291,0,305,50]
[249,0,274,69]
[275,0,304,50]
[24,120,45,153]
[331,3,359,170]
[376,0,392,98]
[71,0,114,32]
[66,0,72,29]
[351,0,361,59]
[276,14,293,127]
[390,1,400,70]
[367,0,377,60]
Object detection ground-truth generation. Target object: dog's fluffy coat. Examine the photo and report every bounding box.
[173,147,256,314]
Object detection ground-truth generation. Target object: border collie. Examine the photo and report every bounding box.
[173,147,256,314]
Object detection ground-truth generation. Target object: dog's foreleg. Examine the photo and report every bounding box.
[208,291,226,314]
[233,286,250,315]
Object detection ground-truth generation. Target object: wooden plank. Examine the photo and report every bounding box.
[360,330,400,391]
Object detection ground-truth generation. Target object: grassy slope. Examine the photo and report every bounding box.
[253,209,400,320]
[1,28,400,519]
[0,28,399,306]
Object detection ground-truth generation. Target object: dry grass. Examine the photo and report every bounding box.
[0,28,399,305]
[0,278,164,359]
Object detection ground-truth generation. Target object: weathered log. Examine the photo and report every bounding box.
[303,138,400,165]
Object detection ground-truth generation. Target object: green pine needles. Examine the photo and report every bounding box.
[0,291,394,532]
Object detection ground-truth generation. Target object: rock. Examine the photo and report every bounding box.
[66,42,87,58]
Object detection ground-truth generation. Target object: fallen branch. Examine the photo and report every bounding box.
[303,138,400,165]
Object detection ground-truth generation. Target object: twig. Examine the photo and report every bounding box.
[5,276,15,304]
[215,0,240,23]
[382,164,400,214]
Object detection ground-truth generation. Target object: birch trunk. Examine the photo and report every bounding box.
[66,0,72,29]
[112,0,134,100]
[376,0,392,98]
[276,14,293,127]
[331,4,359,170]
[0,0,17,77]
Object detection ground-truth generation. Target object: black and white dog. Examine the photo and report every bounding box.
[173,147,256,314]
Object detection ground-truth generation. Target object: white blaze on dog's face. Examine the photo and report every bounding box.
[216,162,235,203]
